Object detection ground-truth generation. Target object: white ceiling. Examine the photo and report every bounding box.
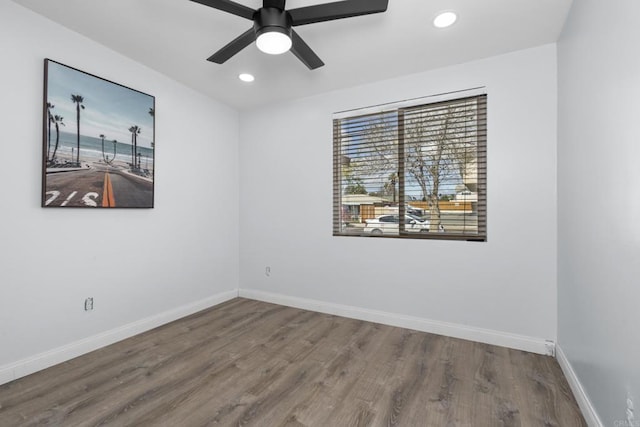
[12,0,573,110]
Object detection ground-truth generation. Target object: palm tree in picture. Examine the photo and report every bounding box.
[50,115,65,162]
[135,127,142,168]
[109,140,117,164]
[129,125,141,170]
[100,134,107,162]
[148,107,155,149]
[46,102,54,161]
[70,94,85,165]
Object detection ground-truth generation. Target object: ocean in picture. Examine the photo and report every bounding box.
[46,131,154,170]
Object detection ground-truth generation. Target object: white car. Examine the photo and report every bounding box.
[364,214,431,235]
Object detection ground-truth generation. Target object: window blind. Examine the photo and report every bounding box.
[333,94,487,241]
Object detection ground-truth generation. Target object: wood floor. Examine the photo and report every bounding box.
[0,298,585,426]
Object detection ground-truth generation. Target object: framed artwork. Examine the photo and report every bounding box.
[42,59,155,208]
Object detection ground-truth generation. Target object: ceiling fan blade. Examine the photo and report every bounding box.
[190,0,255,20]
[290,30,324,70]
[263,0,286,10]
[289,0,388,26]
[207,27,256,63]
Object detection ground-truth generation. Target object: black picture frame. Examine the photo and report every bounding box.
[42,59,155,208]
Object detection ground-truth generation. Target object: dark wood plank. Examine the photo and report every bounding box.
[0,298,587,426]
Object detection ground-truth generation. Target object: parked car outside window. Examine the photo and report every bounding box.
[364,214,431,235]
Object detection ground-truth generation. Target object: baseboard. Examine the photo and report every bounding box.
[0,289,238,386]
[238,288,552,355]
[556,344,603,427]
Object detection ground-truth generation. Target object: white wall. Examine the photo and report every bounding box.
[558,0,640,424]
[0,2,239,380]
[239,44,558,348]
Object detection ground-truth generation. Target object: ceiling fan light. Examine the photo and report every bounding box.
[256,30,292,55]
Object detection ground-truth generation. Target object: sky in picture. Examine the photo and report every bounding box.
[46,61,154,149]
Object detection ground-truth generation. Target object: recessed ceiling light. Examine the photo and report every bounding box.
[433,11,457,28]
[238,73,255,83]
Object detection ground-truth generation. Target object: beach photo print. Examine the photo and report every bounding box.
[42,59,155,208]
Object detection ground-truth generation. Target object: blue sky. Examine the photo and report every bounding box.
[46,60,154,148]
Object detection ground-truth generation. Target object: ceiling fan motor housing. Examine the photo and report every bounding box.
[254,7,292,39]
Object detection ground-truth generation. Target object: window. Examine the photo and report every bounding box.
[333,93,487,241]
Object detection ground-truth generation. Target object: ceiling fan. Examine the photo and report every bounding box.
[190,0,389,70]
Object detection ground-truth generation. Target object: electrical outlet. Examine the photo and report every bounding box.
[265,266,271,277]
[84,297,94,311]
